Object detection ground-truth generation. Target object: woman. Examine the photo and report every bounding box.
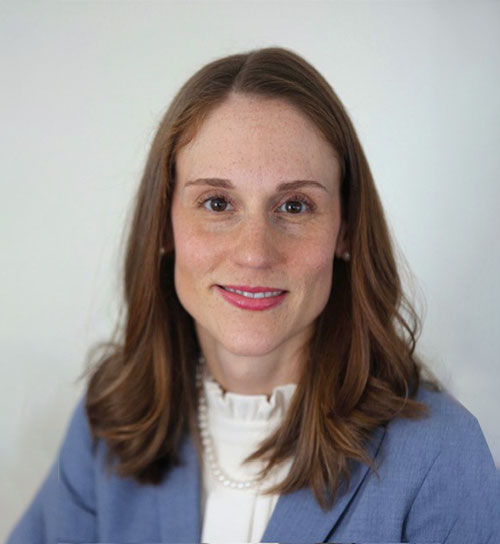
[8,47,500,544]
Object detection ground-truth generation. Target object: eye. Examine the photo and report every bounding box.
[202,196,233,212]
[278,198,310,214]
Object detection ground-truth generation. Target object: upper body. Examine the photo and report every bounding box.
[10,47,500,544]
[7,383,500,544]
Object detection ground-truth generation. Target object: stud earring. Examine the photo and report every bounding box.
[342,251,351,262]
[160,247,166,256]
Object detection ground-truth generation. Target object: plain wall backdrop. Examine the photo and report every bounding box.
[1,0,499,539]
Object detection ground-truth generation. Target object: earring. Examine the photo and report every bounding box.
[342,251,351,262]
[159,247,166,256]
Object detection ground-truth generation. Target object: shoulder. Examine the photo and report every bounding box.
[58,395,98,513]
[6,397,99,544]
[377,385,500,541]
[414,383,477,428]
[379,384,498,483]
[384,386,493,462]
[61,395,93,451]
[60,395,95,472]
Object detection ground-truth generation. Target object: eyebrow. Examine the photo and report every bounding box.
[183,177,330,193]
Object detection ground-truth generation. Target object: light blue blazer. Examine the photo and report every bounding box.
[7,386,500,543]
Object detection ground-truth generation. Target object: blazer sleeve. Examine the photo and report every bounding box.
[402,413,500,543]
[7,398,98,544]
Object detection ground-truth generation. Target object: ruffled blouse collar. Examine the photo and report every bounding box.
[202,365,298,423]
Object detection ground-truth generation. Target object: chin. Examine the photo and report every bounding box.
[217,332,285,358]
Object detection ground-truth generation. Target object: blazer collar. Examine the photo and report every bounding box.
[261,426,386,543]
[157,433,202,543]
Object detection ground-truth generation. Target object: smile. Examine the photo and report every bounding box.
[221,286,284,298]
[215,285,288,311]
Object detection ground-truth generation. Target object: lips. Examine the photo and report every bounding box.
[215,285,288,311]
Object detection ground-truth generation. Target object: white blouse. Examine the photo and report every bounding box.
[200,369,297,543]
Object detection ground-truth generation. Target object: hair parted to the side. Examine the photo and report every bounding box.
[85,46,433,508]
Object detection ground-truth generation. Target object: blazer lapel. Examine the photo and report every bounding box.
[157,433,202,543]
[261,426,386,543]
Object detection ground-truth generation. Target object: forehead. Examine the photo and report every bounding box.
[176,93,341,187]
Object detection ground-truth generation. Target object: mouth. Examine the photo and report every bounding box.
[218,285,286,299]
[215,285,288,310]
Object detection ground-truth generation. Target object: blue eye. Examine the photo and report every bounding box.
[203,197,232,212]
[279,199,308,214]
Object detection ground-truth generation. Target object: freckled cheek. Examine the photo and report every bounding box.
[173,226,221,279]
[290,239,335,293]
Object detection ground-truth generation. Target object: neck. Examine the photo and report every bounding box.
[196,330,306,396]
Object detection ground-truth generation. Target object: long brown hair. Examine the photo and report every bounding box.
[86,47,430,507]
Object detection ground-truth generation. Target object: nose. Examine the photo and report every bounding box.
[231,213,282,269]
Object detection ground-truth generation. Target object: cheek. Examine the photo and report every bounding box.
[172,226,211,320]
[298,231,336,277]
[173,234,206,294]
[172,210,219,290]
[292,235,336,305]
[308,252,334,290]
[174,229,204,269]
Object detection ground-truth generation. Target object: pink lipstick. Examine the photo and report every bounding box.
[215,285,287,311]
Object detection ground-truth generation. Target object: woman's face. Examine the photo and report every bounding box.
[171,93,346,362]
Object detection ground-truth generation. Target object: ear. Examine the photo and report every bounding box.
[334,221,349,259]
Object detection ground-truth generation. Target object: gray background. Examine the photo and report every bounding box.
[2,0,499,539]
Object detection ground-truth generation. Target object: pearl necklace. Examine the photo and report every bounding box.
[196,363,259,490]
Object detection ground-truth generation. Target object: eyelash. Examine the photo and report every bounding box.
[198,193,235,212]
[197,193,316,214]
[277,194,316,214]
